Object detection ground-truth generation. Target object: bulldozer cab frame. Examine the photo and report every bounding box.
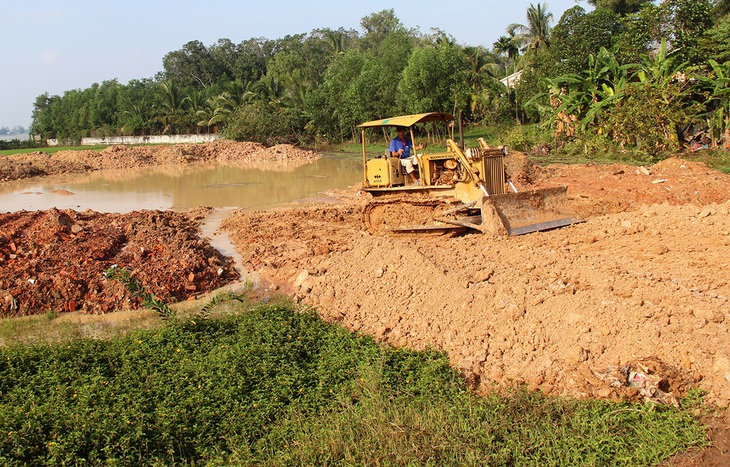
[358,112,457,190]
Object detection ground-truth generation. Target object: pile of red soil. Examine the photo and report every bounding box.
[0,209,238,316]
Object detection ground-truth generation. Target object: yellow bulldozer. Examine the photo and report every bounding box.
[358,112,579,235]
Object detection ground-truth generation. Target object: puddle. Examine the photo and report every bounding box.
[199,206,261,287]
[1,154,362,290]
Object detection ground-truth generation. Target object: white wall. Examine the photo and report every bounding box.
[47,134,219,146]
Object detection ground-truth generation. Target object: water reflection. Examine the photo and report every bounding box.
[0,155,362,213]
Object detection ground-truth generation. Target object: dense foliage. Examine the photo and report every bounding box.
[28,2,730,157]
[0,303,707,465]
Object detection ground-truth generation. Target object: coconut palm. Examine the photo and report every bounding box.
[154,79,187,134]
[493,33,520,74]
[463,46,503,120]
[252,76,284,105]
[509,3,554,53]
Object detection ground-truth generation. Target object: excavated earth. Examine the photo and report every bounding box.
[221,155,730,410]
[0,208,241,317]
[0,139,319,182]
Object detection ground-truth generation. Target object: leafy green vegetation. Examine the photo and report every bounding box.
[0,299,708,466]
[25,1,730,162]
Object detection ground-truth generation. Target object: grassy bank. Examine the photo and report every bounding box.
[0,298,708,466]
[326,125,730,173]
[0,145,111,157]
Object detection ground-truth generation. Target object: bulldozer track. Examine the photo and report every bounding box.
[363,194,469,235]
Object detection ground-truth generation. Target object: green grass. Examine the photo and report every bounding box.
[0,309,161,347]
[0,145,111,157]
[692,148,730,173]
[0,297,709,466]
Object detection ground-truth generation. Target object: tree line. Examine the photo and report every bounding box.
[29,1,730,156]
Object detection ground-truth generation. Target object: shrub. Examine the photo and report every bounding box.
[221,102,303,146]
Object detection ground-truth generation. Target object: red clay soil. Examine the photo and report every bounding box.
[0,141,322,317]
[0,208,238,316]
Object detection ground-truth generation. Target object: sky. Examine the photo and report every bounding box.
[0,0,589,129]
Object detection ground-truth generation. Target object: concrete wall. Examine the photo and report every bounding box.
[47,134,219,146]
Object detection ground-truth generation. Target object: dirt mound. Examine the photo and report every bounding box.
[222,157,730,405]
[504,151,537,186]
[0,209,238,316]
[532,157,729,219]
[0,140,321,182]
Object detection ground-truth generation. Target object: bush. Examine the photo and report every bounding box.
[503,124,549,153]
[221,102,303,146]
[0,138,43,151]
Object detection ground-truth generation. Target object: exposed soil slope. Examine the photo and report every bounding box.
[221,156,730,407]
[0,140,320,182]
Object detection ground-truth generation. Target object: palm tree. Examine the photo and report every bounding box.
[493,33,520,74]
[198,95,232,130]
[323,28,347,56]
[464,46,501,89]
[463,46,502,120]
[154,79,186,134]
[185,90,206,133]
[252,76,284,105]
[509,3,554,53]
[224,78,254,107]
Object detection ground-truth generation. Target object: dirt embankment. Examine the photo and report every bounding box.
[0,208,238,316]
[0,140,320,182]
[221,156,730,407]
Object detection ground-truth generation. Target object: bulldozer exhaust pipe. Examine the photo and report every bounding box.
[458,111,465,150]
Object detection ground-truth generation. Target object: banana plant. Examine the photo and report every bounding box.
[701,59,730,146]
[530,48,630,134]
[633,39,690,104]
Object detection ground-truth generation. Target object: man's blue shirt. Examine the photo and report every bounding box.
[389,136,413,159]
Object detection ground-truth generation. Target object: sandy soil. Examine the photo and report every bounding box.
[0,140,320,182]
[221,155,730,409]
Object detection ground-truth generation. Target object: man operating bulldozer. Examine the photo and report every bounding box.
[389,126,423,185]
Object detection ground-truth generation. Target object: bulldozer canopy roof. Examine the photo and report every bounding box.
[357,112,455,129]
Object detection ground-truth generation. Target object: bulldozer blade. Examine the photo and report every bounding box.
[476,187,580,236]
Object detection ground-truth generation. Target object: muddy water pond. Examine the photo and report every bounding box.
[0,155,362,213]
[0,154,362,286]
